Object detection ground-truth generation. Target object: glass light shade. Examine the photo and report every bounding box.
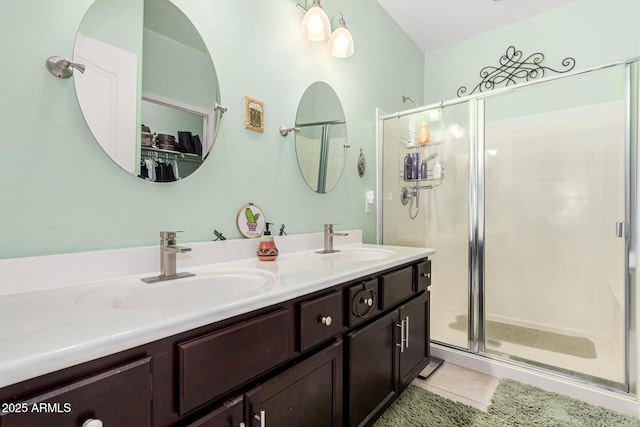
[301,6,331,41]
[327,26,354,58]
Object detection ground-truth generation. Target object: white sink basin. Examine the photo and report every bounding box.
[318,248,396,262]
[76,268,276,310]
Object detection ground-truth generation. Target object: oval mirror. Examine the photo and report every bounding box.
[294,82,348,193]
[73,0,221,182]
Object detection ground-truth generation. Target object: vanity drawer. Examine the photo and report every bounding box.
[380,266,415,309]
[299,292,343,352]
[415,260,431,292]
[178,309,290,415]
[0,357,152,427]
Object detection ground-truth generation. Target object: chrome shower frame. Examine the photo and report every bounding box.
[377,56,640,395]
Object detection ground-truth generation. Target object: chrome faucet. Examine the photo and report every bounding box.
[316,224,349,254]
[142,231,195,283]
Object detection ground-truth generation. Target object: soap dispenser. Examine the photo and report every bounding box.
[257,222,278,261]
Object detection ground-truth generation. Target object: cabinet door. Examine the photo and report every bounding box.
[245,341,343,427]
[0,357,151,427]
[398,291,430,390]
[186,396,243,427]
[347,311,399,427]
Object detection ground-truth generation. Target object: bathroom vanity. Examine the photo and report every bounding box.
[0,234,433,427]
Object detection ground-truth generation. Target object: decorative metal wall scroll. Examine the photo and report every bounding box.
[457,46,576,97]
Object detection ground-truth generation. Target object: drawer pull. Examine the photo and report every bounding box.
[254,410,266,427]
[321,316,333,326]
[82,419,104,427]
[422,272,430,279]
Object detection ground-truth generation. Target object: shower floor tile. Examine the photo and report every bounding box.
[430,305,625,385]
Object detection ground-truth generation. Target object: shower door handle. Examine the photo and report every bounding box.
[616,222,628,238]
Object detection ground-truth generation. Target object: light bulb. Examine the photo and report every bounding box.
[301,6,330,41]
[327,26,354,58]
[307,14,323,36]
[334,33,349,53]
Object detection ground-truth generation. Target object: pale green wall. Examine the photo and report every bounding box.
[0,0,423,258]
[424,0,640,104]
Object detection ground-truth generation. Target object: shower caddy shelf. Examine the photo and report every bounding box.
[397,139,444,189]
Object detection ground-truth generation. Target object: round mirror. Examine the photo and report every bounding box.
[294,82,348,193]
[73,0,221,182]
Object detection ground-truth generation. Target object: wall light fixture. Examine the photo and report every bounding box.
[297,1,354,58]
[327,13,354,58]
[298,0,331,41]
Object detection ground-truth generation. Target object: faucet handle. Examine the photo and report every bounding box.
[323,223,339,231]
[160,231,185,243]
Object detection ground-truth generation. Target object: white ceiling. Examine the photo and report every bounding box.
[377,0,580,52]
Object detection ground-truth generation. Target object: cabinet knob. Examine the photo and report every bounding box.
[359,296,374,307]
[422,272,430,279]
[82,419,104,427]
[321,316,333,326]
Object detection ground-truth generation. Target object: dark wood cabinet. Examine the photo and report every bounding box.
[0,357,152,427]
[347,310,399,427]
[399,291,430,390]
[245,340,343,427]
[347,290,430,426]
[0,257,431,427]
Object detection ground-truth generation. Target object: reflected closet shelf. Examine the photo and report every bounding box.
[141,147,203,164]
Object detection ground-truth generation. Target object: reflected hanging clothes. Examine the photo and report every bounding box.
[139,154,180,182]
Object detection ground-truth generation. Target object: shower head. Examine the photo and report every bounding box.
[402,95,418,108]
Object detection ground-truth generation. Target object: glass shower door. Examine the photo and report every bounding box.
[381,102,471,350]
[482,65,628,387]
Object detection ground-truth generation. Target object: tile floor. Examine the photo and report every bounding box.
[412,362,500,411]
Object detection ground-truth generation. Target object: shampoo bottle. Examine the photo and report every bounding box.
[411,152,419,180]
[407,122,417,147]
[257,222,278,261]
[404,154,413,180]
[420,160,427,179]
[418,122,431,145]
[433,161,442,179]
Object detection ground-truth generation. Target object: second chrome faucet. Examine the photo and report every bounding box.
[316,224,348,254]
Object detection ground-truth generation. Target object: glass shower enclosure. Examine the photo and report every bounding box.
[378,60,638,391]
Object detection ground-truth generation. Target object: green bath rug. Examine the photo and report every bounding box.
[449,315,597,359]
[373,380,640,427]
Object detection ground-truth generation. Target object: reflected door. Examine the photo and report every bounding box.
[74,33,138,173]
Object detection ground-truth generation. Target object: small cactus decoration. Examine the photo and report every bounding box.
[245,207,260,223]
[245,207,260,232]
[237,203,265,238]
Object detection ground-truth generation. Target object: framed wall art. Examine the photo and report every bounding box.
[244,96,264,133]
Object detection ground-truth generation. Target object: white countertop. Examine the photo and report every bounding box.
[0,231,433,388]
